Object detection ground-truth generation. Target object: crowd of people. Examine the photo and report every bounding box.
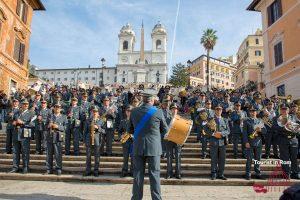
[0,84,299,183]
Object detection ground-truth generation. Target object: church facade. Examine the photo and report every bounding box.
[116,22,168,85]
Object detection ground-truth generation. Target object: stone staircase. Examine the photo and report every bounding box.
[0,123,299,186]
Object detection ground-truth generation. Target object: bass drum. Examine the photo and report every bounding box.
[164,114,193,145]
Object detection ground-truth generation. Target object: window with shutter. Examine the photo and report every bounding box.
[13,38,20,61]
[274,42,283,67]
[13,37,26,65]
[22,3,28,24]
[267,0,283,26]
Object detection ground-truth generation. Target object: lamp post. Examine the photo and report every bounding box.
[100,58,105,86]
[258,62,264,91]
[156,71,161,84]
[187,60,192,88]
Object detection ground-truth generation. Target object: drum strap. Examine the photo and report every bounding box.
[134,106,158,140]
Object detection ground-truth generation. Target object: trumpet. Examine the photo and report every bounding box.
[120,132,133,144]
[249,121,264,139]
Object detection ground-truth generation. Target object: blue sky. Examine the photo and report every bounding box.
[30,0,261,69]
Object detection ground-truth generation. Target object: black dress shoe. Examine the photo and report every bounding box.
[120,171,127,178]
[57,170,62,176]
[8,168,19,173]
[217,175,227,180]
[94,171,99,177]
[83,171,92,177]
[255,174,265,180]
[245,175,251,180]
[46,170,53,174]
[201,155,207,159]
[291,174,300,180]
[175,175,181,179]
[165,175,172,179]
[211,175,217,180]
[22,168,29,174]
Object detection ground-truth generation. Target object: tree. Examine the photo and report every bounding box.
[200,29,218,92]
[169,63,189,87]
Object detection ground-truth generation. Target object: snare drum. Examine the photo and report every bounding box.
[164,114,193,145]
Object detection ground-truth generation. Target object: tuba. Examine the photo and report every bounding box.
[277,115,300,137]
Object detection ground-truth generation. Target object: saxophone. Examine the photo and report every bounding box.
[120,132,133,144]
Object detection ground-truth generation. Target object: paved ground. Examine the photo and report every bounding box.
[0,180,286,200]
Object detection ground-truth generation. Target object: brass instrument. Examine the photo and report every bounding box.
[200,111,208,121]
[90,119,97,146]
[262,116,273,128]
[120,132,133,144]
[249,121,265,139]
[277,115,300,137]
[202,118,216,136]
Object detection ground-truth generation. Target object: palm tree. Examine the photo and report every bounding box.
[200,29,218,92]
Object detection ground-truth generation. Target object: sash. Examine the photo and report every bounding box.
[133,106,158,140]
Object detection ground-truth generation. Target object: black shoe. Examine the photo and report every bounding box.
[6,151,12,154]
[255,174,265,180]
[211,175,217,180]
[175,175,181,179]
[57,170,62,176]
[245,174,251,180]
[8,168,19,173]
[120,171,127,178]
[45,170,53,174]
[217,175,227,180]
[83,171,92,177]
[233,155,237,159]
[291,174,300,180]
[22,168,29,174]
[94,171,99,177]
[165,175,172,179]
[201,155,207,159]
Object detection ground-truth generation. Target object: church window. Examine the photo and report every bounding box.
[135,60,138,64]
[123,41,128,50]
[156,40,162,50]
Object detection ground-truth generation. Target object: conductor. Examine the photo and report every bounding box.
[128,92,168,200]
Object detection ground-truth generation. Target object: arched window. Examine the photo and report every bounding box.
[156,40,162,50]
[123,41,128,50]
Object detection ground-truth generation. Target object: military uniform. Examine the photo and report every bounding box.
[274,110,299,179]
[242,115,266,179]
[65,103,82,155]
[34,104,51,154]
[11,102,35,173]
[128,101,168,200]
[204,112,230,180]
[195,104,214,159]
[165,103,182,179]
[5,102,19,154]
[118,118,133,176]
[161,103,172,158]
[230,108,247,158]
[84,115,104,177]
[46,110,67,175]
[99,103,116,156]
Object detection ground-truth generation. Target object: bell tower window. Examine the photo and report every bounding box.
[156,40,162,50]
[123,41,128,50]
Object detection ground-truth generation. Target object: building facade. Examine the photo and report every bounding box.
[188,55,236,90]
[0,0,45,94]
[116,22,168,85]
[248,0,300,99]
[234,29,264,89]
[36,66,118,87]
